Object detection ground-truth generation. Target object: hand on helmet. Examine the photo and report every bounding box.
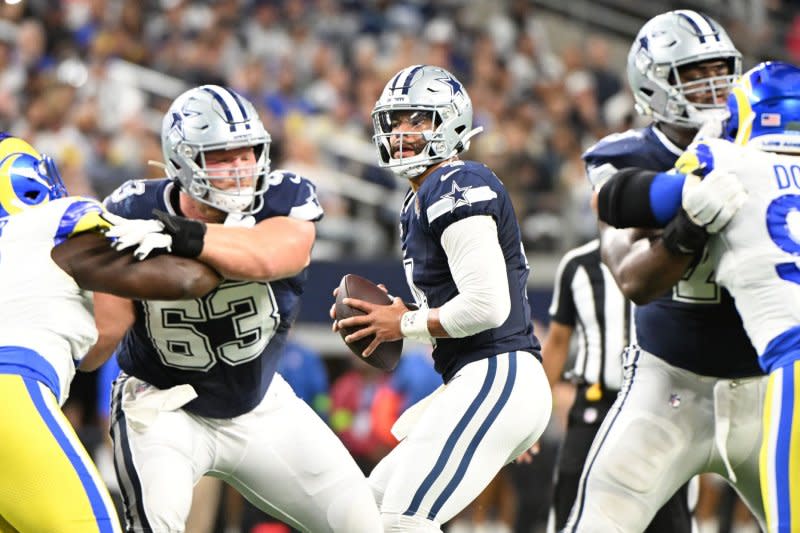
[682,170,748,233]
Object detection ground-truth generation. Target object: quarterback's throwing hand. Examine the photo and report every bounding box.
[682,169,747,233]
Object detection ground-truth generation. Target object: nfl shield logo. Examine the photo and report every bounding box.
[761,113,782,127]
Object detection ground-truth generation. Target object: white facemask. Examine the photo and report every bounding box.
[206,186,256,213]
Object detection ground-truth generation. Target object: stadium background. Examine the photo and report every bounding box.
[0,0,795,531]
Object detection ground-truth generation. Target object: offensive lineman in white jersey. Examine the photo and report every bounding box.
[0,134,220,533]
[595,61,800,533]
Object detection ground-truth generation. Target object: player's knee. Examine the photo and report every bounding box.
[382,512,443,532]
[326,481,382,533]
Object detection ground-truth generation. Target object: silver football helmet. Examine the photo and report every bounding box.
[161,85,271,214]
[372,65,483,179]
[627,10,742,128]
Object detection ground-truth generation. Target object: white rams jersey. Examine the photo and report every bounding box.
[0,197,110,404]
[678,139,800,372]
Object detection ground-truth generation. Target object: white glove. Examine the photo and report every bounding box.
[682,170,748,233]
[131,232,173,260]
[103,213,173,260]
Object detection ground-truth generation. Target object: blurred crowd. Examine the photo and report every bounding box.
[0,0,795,256]
[4,3,796,532]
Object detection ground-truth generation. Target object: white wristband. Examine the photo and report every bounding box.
[400,309,431,340]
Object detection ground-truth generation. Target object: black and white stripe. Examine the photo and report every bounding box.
[675,9,721,42]
[201,85,251,131]
[109,373,152,532]
[549,239,633,391]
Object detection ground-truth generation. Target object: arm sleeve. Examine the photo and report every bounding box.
[437,215,511,338]
[597,168,686,228]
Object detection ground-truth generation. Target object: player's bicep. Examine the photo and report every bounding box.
[52,233,221,300]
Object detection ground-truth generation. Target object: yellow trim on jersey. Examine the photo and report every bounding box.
[791,363,800,532]
[674,151,702,175]
[71,210,112,235]
[63,197,113,237]
[761,368,776,531]
[0,375,121,533]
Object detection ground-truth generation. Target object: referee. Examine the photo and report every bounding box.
[543,238,692,532]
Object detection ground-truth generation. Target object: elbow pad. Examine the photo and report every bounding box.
[597,168,661,228]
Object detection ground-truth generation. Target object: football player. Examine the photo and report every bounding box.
[0,134,219,533]
[596,60,800,533]
[92,85,382,533]
[565,10,767,533]
[331,64,552,532]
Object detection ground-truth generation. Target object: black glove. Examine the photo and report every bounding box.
[661,208,709,256]
[152,209,207,258]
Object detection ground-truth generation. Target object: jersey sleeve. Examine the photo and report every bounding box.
[420,162,503,240]
[259,170,324,222]
[53,197,111,246]
[103,179,154,219]
[548,255,579,326]
[674,141,718,178]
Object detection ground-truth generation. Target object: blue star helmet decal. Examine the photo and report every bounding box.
[441,181,472,212]
[169,111,184,138]
[437,75,463,97]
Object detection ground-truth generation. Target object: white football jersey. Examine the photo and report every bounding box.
[686,139,800,371]
[0,197,106,404]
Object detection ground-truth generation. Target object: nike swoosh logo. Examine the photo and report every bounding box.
[440,169,460,182]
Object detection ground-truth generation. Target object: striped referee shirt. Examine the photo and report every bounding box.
[548,239,633,391]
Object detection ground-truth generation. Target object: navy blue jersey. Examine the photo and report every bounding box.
[400,160,540,382]
[583,126,760,378]
[104,172,323,417]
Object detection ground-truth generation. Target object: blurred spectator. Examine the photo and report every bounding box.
[330,361,391,473]
[277,339,331,420]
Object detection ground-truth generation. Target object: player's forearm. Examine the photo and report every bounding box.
[200,218,314,281]
[600,225,691,304]
[541,322,573,388]
[80,293,135,372]
[56,233,221,300]
[597,168,685,228]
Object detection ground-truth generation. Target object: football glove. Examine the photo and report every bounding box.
[682,170,747,233]
[152,209,206,258]
[104,213,173,260]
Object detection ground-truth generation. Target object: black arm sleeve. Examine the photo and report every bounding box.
[597,168,660,228]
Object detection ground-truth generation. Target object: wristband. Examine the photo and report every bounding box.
[661,209,708,256]
[400,309,431,341]
[152,209,207,258]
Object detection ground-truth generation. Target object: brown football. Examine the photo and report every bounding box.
[335,274,402,371]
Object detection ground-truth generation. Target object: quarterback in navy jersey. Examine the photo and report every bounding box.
[333,65,551,532]
[564,11,766,533]
[94,85,382,533]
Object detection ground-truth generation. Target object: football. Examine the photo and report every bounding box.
[335,274,403,371]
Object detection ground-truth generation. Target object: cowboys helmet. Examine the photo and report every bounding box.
[723,61,800,154]
[0,134,67,218]
[627,10,741,128]
[372,65,483,179]
[161,85,271,214]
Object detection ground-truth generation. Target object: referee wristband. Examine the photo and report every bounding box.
[400,309,431,341]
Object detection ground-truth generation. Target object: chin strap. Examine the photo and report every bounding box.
[460,126,484,151]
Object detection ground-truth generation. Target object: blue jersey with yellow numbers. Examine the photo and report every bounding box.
[400,160,539,382]
[583,126,761,378]
[103,173,323,418]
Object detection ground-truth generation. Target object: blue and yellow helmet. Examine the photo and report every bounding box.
[723,61,800,153]
[0,134,67,218]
